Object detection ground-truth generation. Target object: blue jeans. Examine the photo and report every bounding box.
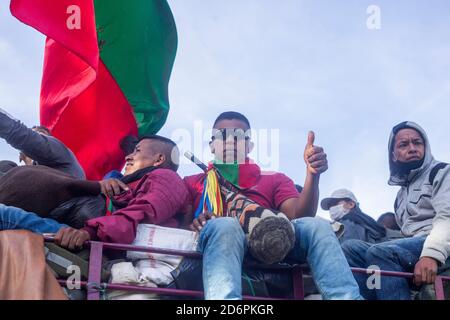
[0,203,66,234]
[341,236,426,300]
[197,216,363,300]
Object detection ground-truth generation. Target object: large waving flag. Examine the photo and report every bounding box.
[10,0,178,180]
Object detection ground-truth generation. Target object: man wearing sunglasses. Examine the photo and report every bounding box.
[183,111,362,300]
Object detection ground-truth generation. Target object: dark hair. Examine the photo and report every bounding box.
[120,135,139,156]
[32,125,51,136]
[213,111,251,129]
[377,212,400,230]
[138,135,177,146]
[138,135,180,171]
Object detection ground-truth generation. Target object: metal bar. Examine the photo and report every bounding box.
[351,267,414,278]
[105,283,277,301]
[352,267,450,300]
[58,280,276,300]
[434,276,445,300]
[351,267,450,283]
[44,236,202,259]
[184,151,208,172]
[101,242,203,259]
[87,241,104,300]
[292,267,304,300]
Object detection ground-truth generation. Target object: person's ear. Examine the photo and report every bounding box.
[392,151,398,162]
[153,153,166,167]
[209,140,215,154]
[348,201,356,209]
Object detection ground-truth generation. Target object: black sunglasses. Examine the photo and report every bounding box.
[211,128,251,141]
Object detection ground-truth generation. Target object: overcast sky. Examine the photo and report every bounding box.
[1,0,450,220]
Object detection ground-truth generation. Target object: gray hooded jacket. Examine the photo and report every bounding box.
[389,121,450,264]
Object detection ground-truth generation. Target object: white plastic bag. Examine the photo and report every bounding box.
[127,224,198,261]
[110,262,151,286]
[125,224,198,286]
[135,259,177,285]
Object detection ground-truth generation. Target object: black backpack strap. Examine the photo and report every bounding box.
[429,163,449,185]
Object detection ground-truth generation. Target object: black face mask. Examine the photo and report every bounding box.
[395,158,425,176]
[121,166,157,184]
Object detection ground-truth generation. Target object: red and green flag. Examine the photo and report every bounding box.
[10,0,177,180]
[211,161,262,189]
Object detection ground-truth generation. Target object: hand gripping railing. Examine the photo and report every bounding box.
[350,267,450,300]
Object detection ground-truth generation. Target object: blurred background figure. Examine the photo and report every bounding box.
[377,212,400,230]
[377,212,403,240]
[321,189,387,244]
[0,160,18,177]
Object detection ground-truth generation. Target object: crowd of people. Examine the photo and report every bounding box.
[0,107,449,300]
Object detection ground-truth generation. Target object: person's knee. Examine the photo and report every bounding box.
[293,217,333,237]
[341,239,366,256]
[204,217,245,241]
[365,243,392,264]
[199,217,245,253]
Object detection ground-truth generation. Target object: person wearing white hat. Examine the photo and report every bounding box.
[321,189,386,244]
[321,189,358,222]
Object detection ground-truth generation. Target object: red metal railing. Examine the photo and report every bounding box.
[350,267,450,300]
[50,239,450,300]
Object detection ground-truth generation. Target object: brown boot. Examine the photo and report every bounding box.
[223,188,295,264]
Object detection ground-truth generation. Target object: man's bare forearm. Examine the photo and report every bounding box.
[295,173,320,218]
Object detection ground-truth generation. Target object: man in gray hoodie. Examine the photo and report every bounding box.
[342,121,450,300]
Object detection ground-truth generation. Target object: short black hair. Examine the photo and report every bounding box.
[213,111,251,129]
[120,135,139,156]
[138,135,180,172]
[138,135,177,146]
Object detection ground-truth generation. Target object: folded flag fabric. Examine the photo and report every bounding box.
[211,160,262,189]
[10,0,178,180]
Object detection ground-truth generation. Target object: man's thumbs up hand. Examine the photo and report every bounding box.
[303,131,328,176]
[306,131,315,148]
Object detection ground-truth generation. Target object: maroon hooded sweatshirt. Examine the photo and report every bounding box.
[83,168,189,244]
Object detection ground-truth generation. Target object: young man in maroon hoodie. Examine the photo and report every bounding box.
[0,135,189,249]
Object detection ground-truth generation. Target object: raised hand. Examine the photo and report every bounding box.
[303,131,328,176]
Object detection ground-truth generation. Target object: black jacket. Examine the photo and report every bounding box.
[339,207,387,244]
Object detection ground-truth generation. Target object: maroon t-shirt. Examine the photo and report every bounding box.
[184,171,301,212]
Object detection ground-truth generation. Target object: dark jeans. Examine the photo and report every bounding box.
[341,236,427,300]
